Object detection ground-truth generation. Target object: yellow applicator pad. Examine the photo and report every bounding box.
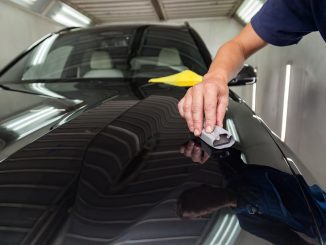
[148,70,203,87]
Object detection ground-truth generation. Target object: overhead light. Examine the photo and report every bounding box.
[10,0,37,7]
[50,2,91,27]
[236,0,264,24]
[252,83,256,111]
[60,4,90,25]
[20,0,37,5]
[281,64,292,142]
[52,13,83,27]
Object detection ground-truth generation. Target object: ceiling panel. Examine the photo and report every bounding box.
[65,0,244,24]
[67,0,157,23]
[162,0,239,19]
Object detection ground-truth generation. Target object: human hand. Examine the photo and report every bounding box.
[180,140,209,164]
[178,74,228,136]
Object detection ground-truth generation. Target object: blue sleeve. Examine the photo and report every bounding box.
[251,0,317,46]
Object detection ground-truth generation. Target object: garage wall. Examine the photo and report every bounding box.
[166,17,243,56]
[248,32,326,188]
[0,1,63,69]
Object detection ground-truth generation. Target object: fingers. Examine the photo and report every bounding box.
[178,79,229,133]
[184,140,195,157]
[191,145,209,164]
[190,145,201,162]
[203,83,218,133]
[216,92,228,127]
[183,89,194,132]
[178,97,185,118]
[180,140,210,164]
[192,85,204,136]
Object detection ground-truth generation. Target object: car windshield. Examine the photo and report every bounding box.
[0,26,208,82]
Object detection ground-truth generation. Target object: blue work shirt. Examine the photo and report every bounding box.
[251,0,326,46]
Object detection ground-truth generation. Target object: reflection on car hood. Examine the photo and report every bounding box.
[0,86,324,244]
[0,79,185,161]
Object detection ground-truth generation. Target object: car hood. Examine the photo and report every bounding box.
[0,81,323,244]
[0,79,186,160]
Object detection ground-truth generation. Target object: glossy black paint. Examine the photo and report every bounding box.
[0,87,323,244]
[0,79,187,160]
[0,25,324,245]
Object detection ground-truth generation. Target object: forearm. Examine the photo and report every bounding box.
[206,40,247,84]
[206,23,267,84]
[178,23,266,134]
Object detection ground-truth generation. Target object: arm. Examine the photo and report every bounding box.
[178,24,267,136]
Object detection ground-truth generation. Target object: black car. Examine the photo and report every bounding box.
[0,24,325,245]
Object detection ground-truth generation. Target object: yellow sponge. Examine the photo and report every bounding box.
[148,70,203,87]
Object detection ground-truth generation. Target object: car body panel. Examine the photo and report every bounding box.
[0,25,324,245]
[0,89,322,244]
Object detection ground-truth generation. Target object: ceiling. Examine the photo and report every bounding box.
[65,0,244,24]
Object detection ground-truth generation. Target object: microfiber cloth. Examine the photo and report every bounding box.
[200,126,235,149]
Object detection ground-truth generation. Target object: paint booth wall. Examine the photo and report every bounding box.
[166,17,243,56]
[248,32,326,188]
[0,1,63,69]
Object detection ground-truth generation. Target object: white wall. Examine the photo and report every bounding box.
[0,1,63,69]
[248,32,326,188]
[165,17,243,56]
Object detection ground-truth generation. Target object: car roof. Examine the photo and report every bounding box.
[55,23,191,36]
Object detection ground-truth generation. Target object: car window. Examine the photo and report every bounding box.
[0,26,208,82]
[131,26,207,77]
[22,45,73,80]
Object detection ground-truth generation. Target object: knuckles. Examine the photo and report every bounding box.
[191,105,202,114]
[204,103,215,112]
[203,81,216,90]
[179,79,229,127]
[192,117,202,123]
[183,103,191,112]
[219,86,229,95]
